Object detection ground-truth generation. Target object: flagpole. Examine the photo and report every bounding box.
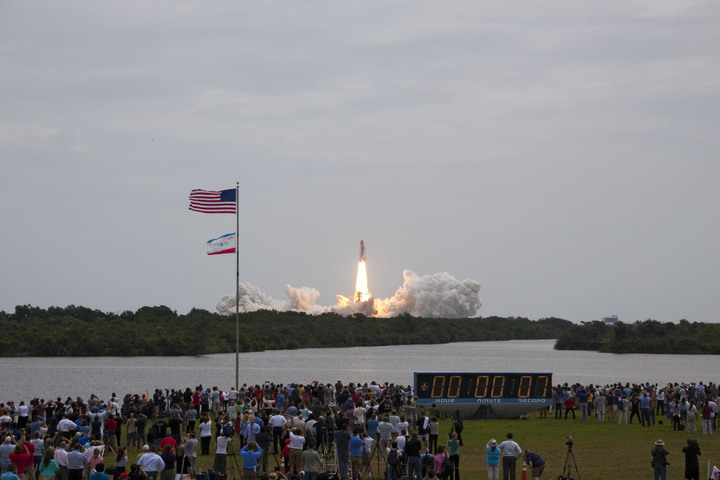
[235,182,240,391]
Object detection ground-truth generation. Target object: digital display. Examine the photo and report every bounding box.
[415,373,552,401]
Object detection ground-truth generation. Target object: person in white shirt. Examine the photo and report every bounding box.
[497,433,521,480]
[288,429,305,477]
[213,430,232,477]
[54,440,69,480]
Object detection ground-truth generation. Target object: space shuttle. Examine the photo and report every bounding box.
[360,240,367,262]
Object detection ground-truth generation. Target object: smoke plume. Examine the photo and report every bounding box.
[217,270,481,318]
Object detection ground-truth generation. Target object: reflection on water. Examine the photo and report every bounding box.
[1,340,717,402]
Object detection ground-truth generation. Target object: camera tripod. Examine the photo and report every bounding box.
[560,443,581,480]
[227,451,244,480]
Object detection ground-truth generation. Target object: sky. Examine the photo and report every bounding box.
[1,1,718,323]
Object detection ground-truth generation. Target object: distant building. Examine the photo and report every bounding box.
[602,315,619,325]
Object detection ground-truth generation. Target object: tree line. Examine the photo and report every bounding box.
[554,319,720,354]
[0,304,572,356]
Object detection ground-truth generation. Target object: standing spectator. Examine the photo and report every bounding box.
[287,429,304,478]
[617,396,628,425]
[349,431,363,480]
[66,444,87,480]
[377,417,392,462]
[563,397,575,420]
[213,428,231,479]
[405,433,422,480]
[198,416,212,456]
[450,410,463,447]
[702,401,713,435]
[182,433,197,477]
[651,439,669,480]
[687,401,698,433]
[575,388,590,423]
[497,433,521,480]
[9,445,33,480]
[301,440,322,480]
[114,447,128,480]
[485,439,500,480]
[433,446,450,480]
[135,416,148,450]
[428,418,439,454]
[594,390,606,423]
[239,442,262,480]
[37,449,59,480]
[53,441,69,480]
[640,391,651,426]
[333,422,351,480]
[656,388,665,416]
[682,439,700,480]
[159,446,175,480]
[672,400,682,431]
[447,432,460,480]
[136,446,164,480]
[126,415,137,449]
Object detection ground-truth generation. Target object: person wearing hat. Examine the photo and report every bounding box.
[485,439,501,480]
[651,439,669,480]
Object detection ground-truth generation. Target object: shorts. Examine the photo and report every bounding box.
[532,464,545,478]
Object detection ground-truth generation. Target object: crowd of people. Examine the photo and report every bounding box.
[1,379,717,480]
[552,381,720,435]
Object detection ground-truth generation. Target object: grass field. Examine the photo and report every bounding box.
[108,411,720,480]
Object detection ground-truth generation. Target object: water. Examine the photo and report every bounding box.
[1,339,717,402]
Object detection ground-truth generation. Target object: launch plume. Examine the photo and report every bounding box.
[217,270,481,318]
[216,283,329,315]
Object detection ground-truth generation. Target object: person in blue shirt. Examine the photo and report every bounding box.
[524,449,545,480]
[1,464,19,480]
[349,431,364,480]
[366,413,379,438]
[485,439,501,480]
[240,441,263,480]
[576,388,591,423]
[640,391,652,426]
[89,463,110,480]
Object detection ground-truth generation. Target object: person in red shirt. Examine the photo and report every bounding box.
[564,397,576,419]
[104,415,118,452]
[158,436,177,453]
[9,444,33,480]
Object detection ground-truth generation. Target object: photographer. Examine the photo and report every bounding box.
[651,439,669,480]
[240,441,262,480]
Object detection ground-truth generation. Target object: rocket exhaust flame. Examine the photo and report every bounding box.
[354,260,371,302]
[354,240,371,302]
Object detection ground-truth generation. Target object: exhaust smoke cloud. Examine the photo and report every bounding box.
[217,270,482,319]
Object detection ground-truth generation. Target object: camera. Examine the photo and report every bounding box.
[565,436,573,446]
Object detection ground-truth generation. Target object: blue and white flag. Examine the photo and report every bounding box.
[207,232,236,255]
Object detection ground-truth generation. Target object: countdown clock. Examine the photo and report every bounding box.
[414,372,553,419]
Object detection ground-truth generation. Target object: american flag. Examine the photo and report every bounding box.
[188,188,237,214]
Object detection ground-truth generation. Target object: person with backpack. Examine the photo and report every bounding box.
[385,441,400,480]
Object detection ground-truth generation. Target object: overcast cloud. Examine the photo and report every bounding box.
[1,1,718,322]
